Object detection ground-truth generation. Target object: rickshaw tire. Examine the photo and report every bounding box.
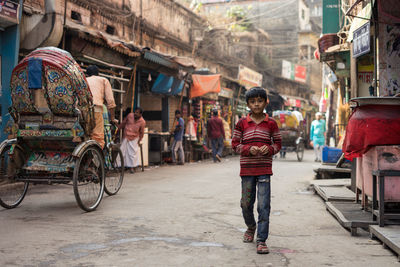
[0,145,29,209]
[105,146,124,196]
[73,146,105,212]
[296,142,305,162]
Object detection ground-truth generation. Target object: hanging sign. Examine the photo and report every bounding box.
[282,60,307,83]
[295,65,307,83]
[238,65,263,89]
[353,22,370,58]
[219,87,234,99]
[0,0,20,28]
[282,60,294,80]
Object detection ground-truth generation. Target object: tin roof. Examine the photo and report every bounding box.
[65,21,141,58]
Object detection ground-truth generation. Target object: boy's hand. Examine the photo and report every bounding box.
[250,146,260,156]
[259,145,269,155]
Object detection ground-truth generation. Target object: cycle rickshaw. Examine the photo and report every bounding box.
[272,110,305,161]
[0,47,124,212]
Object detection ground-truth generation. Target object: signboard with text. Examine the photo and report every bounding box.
[322,0,340,34]
[0,0,20,28]
[237,65,263,89]
[353,22,370,58]
[295,65,307,83]
[219,87,234,99]
[281,60,307,84]
[282,60,294,80]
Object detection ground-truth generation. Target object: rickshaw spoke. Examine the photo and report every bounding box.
[0,145,29,209]
[73,147,104,212]
[104,146,124,196]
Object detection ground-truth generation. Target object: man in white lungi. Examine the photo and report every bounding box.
[119,108,146,173]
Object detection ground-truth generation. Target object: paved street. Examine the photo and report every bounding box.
[0,150,398,266]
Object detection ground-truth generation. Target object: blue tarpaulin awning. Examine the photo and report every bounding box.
[151,74,184,95]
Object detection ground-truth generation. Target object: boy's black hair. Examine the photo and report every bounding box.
[134,107,143,114]
[86,65,99,77]
[245,87,268,103]
[175,110,181,115]
[212,109,218,116]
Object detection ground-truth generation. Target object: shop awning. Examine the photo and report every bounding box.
[191,74,221,98]
[143,51,177,69]
[66,21,141,58]
[142,49,195,73]
[151,74,184,95]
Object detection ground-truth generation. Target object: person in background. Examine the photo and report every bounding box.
[172,110,185,165]
[119,107,146,173]
[86,65,117,148]
[207,109,225,162]
[310,112,326,162]
[186,115,197,141]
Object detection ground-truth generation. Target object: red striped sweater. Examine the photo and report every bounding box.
[232,114,282,176]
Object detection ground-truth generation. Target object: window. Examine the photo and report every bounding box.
[71,11,82,22]
[106,25,115,35]
[301,9,305,20]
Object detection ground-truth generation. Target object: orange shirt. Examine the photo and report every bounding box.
[86,75,116,109]
[120,114,146,141]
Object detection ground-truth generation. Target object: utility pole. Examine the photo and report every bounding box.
[139,0,143,46]
[62,0,68,49]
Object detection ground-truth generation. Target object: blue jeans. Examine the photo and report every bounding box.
[241,175,271,242]
[211,137,224,162]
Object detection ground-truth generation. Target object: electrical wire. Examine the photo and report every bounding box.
[205,0,297,29]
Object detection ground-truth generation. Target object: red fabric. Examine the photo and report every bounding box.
[231,114,282,176]
[343,105,400,160]
[279,113,285,123]
[378,0,400,25]
[207,116,225,139]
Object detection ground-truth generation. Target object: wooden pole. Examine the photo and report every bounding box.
[232,85,243,130]
[170,75,189,133]
[130,62,138,112]
[140,143,144,171]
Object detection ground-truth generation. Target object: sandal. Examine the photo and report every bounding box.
[243,227,256,243]
[256,242,269,254]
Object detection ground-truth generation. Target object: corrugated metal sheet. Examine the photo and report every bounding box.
[143,51,176,69]
[66,21,140,58]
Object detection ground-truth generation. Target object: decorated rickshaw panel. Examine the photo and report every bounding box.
[10,65,38,114]
[44,65,76,115]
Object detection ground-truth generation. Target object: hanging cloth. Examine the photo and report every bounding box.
[190,74,221,98]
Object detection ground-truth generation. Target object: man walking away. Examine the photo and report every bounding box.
[86,65,117,148]
[207,109,225,162]
[119,108,146,173]
[172,110,185,165]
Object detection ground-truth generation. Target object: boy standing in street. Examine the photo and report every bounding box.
[231,87,281,254]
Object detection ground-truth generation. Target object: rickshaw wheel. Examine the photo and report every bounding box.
[0,145,29,209]
[105,145,124,196]
[73,146,105,212]
[296,142,305,162]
